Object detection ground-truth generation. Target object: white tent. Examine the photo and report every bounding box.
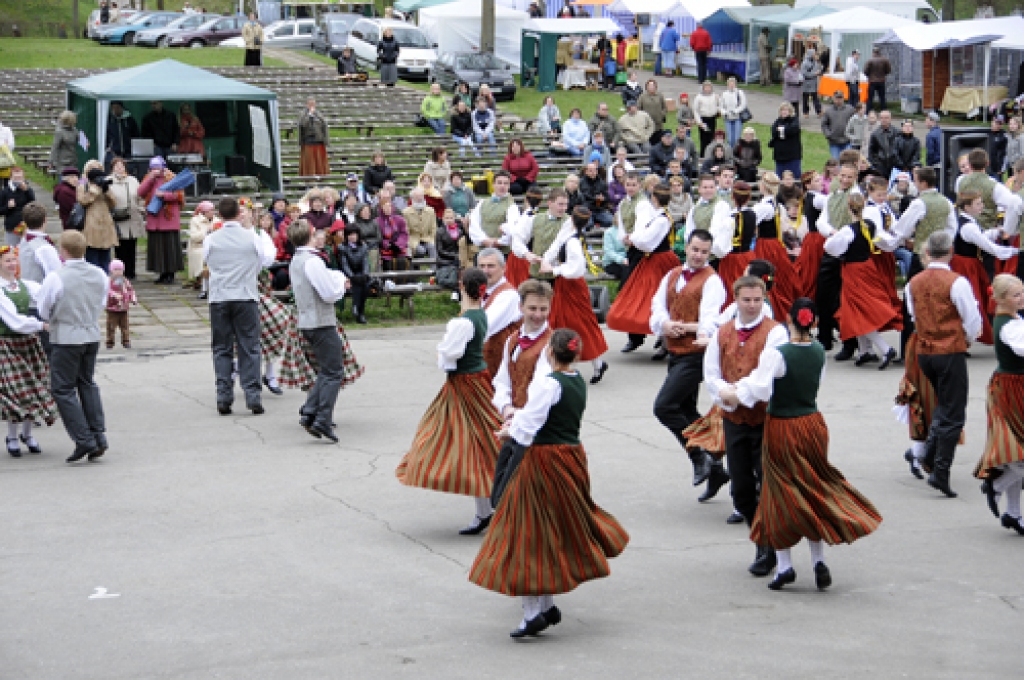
[889,16,1024,52]
[789,6,915,74]
[418,0,530,70]
[606,0,750,23]
[793,0,936,22]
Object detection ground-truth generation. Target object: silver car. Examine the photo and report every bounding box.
[260,19,316,49]
[134,13,218,48]
[86,8,138,39]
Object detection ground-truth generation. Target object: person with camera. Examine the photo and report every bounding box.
[76,160,118,272]
[1,166,35,247]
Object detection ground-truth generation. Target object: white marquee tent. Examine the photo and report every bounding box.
[788,6,916,74]
[418,0,530,69]
[606,0,750,23]
[793,0,937,22]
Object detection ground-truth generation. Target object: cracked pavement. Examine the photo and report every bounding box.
[1,324,1018,678]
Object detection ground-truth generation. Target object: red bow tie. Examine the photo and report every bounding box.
[518,334,541,352]
[736,321,762,344]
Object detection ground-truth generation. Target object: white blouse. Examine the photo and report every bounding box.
[542,225,587,280]
[436,316,476,371]
[0,278,43,335]
[1000,316,1024,356]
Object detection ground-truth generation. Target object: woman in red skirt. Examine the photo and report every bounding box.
[396,267,502,534]
[751,173,799,318]
[711,182,759,305]
[470,328,629,638]
[794,170,830,300]
[976,275,1024,533]
[824,193,901,369]
[743,299,882,590]
[540,206,609,383]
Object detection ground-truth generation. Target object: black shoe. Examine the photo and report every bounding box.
[699,467,731,502]
[1001,513,1024,535]
[749,546,776,577]
[590,361,609,384]
[197,291,208,300]
[767,568,796,590]
[620,339,643,353]
[892,356,904,366]
[310,421,339,443]
[691,451,711,487]
[878,348,897,371]
[217,403,232,416]
[981,478,1001,518]
[544,606,561,626]
[357,314,367,324]
[814,562,832,590]
[903,449,923,479]
[510,614,549,639]
[834,347,855,361]
[651,346,668,361]
[927,472,957,498]
[263,376,283,395]
[249,403,265,415]
[726,510,745,524]
[854,352,879,366]
[67,443,98,463]
[301,415,321,438]
[653,337,663,350]
[88,435,108,461]
[458,514,492,536]
[6,437,21,458]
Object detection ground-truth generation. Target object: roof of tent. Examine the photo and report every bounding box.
[66,60,276,101]
[523,18,621,34]
[605,0,750,23]
[394,0,452,13]
[882,16,1024,52]
[706,6,783,25]
[789,6,915,33]
[418,0,526,19]
[750,5,835,28]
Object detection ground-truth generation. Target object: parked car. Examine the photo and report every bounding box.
[166,15,247,48]
[98,12,181,45]
[430,51,517,101]
[347,18,437,81]
[134,12,220,48]
[86,8,138,39]
[311,13,362,58]
[218,18,315,50]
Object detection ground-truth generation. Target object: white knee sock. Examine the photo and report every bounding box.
[865,331,891,356]
[21,421,32,437]
[539,594,554,611]
[264,361,276,381]
[1006,479,1023,519]
[911,441,926,460]
[201,278,209,293]
[521,596,543,620]
[474,496,492,519]
[591,358,603,371]
[776,547,793,573]
[857,336,871,354]
[809,540,825,566]
[6,422,17,439]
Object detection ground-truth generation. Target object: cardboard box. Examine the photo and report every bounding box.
[665,97,677,112]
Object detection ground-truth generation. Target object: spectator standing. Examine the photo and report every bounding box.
[588,102,620,146]
[689,22,713,85]
[844,50,862,107]
[49,110,78,176]
[720,77,747,148]
[100,1,110,23]
[0,167,35,246]
[768,101,802,178]
[991,116,1009,179]
[297,98,329,177]
[378,28,400,87]
[925,112,942,167]
[104,259,136,349]
[177,104,205,157]
[863,47,891,113]
[618,101,654,154]
[537,96,562,140]
[693,81,720,156]
[821,90,855,159]
[782,58,803,113]
[242,13,264,67]
[868,110,898,180]
[659,21,681,77]
[421,82,448,135]
[141,101,179,159]
[1006,116,1024,177]
[638,79,667,145]
[377,201,409,271]
[423,147,451,193]
[800,51,822,118]
[109,2,120,22]
[77,161,117,272]
[188,200,215,296]
[450,100,475,156]
[502,138,539,194]
[652,20,665,76]
[108,158,144,280]
[139,157,184,285]
[892,119,922,175]
[472,97,497,153]
[757,27,773,86]
[616,32,627,68]
[845,102,868,152]
[561,108,590,157]
[53,168,79,229]
[105,101,138,168]
[621,72,642,107]
[733,127,762,183]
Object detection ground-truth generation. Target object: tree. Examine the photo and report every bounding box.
[942,0,954,19]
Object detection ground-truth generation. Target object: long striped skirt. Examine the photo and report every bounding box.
[895,334,932,443]
[505,253,530,288]
[258,291,291,361]
[278,321,363,391]
[750,412,881,550]
[469,443,630,596]
[549,276,607,362]
[0,335,58,426]
[396,371,501,497]
[974,372,1024,479]
[681,405,726,460]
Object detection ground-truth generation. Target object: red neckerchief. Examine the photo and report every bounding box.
[25,232,52,244]
[518,333,542,351]
[736,320,762,344]
[681,267,698,283]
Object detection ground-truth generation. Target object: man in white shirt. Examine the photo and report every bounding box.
[289,221,350,443]
[845,50,862,107]
[468,172,521,256]
[17,203,61,356]
[492,279,553,423]
[684,174,731,241]
[204,197,276,416]
[477,247,524,378]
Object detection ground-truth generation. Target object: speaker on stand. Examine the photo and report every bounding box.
[939,126,993,199]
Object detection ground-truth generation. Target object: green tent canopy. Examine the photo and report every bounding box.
[66,59,283,191]
[393,0,453,13]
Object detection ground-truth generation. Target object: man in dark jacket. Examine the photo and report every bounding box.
[105,100,139,168]
[925,112,941,167]
[649,131,676,177]
[580,161,613,229]
[0,166,35,244]
[588,102,620,148]
[820,90,855,158]
[141,100,179,158]
[990,116,1008,179]
[868,110,898,179]
[892,119,922,174]
[863,47,892,113]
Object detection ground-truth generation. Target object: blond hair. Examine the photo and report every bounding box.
[992,274,1023,302]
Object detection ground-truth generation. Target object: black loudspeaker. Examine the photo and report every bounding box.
[940,127,992,199]
[194,169,213,197]
[225,155,247,177]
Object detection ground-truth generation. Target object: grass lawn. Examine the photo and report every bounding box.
[0,38,287,69]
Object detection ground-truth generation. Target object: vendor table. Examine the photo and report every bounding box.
[558,68,588,90]
[706,54,747,82]
[940,85,1008,115]
[818,73,866,102]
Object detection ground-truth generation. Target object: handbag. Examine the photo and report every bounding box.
[615,71,627,85]
[112,181,131,221]
[739,107,753,123]
[435,264,459,290]
[367,276,383,297]
[68,203,86,230]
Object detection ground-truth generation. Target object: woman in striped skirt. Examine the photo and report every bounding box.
[469,328,629,639]
[740,298,881,590]
[0,245,57,457]
[976,275,1024,534]
[396,267,502,534]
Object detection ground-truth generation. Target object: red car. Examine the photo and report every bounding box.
[166,15,247,48]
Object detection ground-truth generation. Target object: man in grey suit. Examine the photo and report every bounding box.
[288,220,349,443]
[204,197,276,415]
[36,230,110,463]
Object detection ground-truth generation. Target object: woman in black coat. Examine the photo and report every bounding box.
[378,28,400,87]
[337,225,371,324]
[733,127,762,183]
[434,210,464,292]
[768,101,802,178]
[892,119,922,174]
[362,151,393,197]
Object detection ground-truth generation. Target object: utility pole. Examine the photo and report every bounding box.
[73,0,79,38]
[481,0,495,53]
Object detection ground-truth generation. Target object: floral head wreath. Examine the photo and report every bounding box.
[0,244,16,257]
[761,273,774,285]
[797,308,814,327]
[13,222,27,236]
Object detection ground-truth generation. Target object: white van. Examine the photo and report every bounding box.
[347,18,437,81]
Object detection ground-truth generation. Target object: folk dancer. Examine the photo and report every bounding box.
[468,171,521,267]
[477,247,523,377]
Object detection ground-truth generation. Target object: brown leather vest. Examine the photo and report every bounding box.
[664,265,717,356]
[507,326,553,409]
[718,318,779,426]
[912,268,969,355]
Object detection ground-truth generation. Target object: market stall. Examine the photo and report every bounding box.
[747,5,835,85]
[520,17,621,92]
[418,0,529,69]
[788,6,915,78]
[700,6,782,82]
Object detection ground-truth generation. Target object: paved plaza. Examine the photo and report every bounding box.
[1,314,1019,679]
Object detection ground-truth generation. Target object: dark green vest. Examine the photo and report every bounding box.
[533,371,587,446]
[994,314,1024,375]
[529,213,563,279]
[767,342,825,418]
[0,280,31,336]
[452,308,488,375]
